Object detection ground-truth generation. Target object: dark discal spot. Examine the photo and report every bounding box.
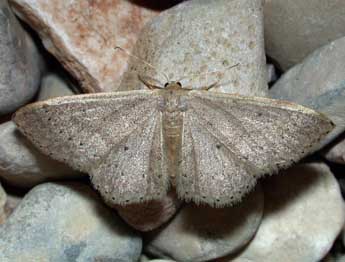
[142,174,145,178]
[202,196,206,199]
[68,137,72,141]
[112,197,115,200]
[158,174,162,178]
[124,146,129,151]
[216,144,221,149]
[121,172,124,176]
[216,199,220,202]
[126,200,129,203]
[257,112,263,117]
[48,117,52,121]
[182,173,187,178]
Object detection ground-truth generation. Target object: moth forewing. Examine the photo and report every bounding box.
[175,91,334,207]
[13,91,170,205]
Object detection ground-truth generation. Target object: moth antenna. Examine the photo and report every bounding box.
[176,63,240,83]
[114,46,170,83]
[72,7,170,84]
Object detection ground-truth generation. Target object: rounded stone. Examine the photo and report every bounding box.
[0,0,43,115]
[2,193,22,223]
[269,36,345,148]
[0,182,142,261]
[149,260,177,262]
[266,64,278,84]
[264,0,345,70]
[145,184,264,262]
[0,182,6,224]
[37,72,76,101]
[116,190,182,232]
[10,0,158,93]
[0,121,82,188]
[323,135,345,164]
[230,163,345,262]
[121,0,267,97]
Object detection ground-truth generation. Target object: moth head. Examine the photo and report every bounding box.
[164,81,183,90]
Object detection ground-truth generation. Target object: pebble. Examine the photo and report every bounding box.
[140,257,177,262]
[0,121,82,188]
[228,163,345,262]
[2,193,22,223]
[116,190,182,232]
[269,36,345,148]
[37,72,76,101]
[145,184,264,262]
[0,183,6,224]
[323,135,345,164]
[121,0,268,97]
[266,63,278,84]
[0,0,43,115]
[10,0,158,93]
[139,254,151,262]
[0,182,142,261]
[264,0,345,70]
[334,255,345,262]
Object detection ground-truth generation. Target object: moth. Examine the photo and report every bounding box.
[13,75,334,207]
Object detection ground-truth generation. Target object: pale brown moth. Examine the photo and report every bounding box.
[13,68,334,207]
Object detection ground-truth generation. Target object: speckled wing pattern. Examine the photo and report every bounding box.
[14,91,169,205]
[14,89,334,207]
[177,91,334,207]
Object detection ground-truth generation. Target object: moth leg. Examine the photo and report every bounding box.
[200,81,219,91]
[200,63,239,91]
[138,75,164,90]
